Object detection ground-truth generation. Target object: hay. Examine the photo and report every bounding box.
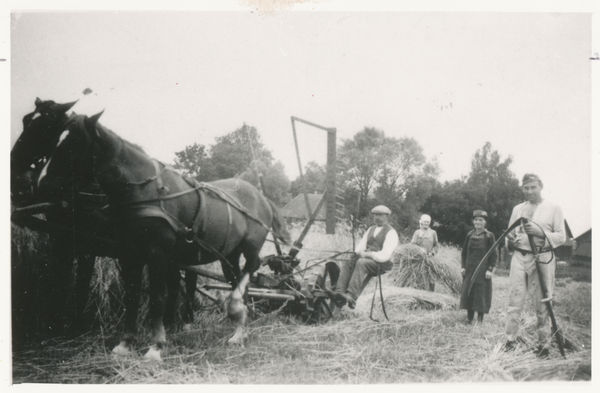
[389,243,462,295]
[360,286,458,311]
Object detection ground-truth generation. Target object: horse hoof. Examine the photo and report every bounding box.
[227,294,246,321]
[112,341,133,356]
[228,328,248,346]
[143,345,163,362]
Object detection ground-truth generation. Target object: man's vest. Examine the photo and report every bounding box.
[366,224,393,252]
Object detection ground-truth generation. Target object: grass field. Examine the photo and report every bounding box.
[11,223,592,384]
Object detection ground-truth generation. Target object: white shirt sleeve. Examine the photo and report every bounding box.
[370,229,399,263]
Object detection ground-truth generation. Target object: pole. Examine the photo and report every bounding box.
[291,117,312,218]
[525,219,566,358]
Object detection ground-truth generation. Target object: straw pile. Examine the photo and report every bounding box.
[361,286,458,311]
[389,243,462,295]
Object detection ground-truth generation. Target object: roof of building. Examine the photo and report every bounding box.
[573,229,592,258]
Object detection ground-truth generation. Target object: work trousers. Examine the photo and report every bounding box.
[505,251,556,346]
[335,257,393,301]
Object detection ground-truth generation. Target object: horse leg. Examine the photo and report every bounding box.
[228,247,261,345]
[163,267,181,330]
[182,271,197,331]
[112,258,143,356]
[144,257,170,362]
[220,253,242,287]
[73,253,95,334]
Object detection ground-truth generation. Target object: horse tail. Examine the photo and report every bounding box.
[267,199,291,245]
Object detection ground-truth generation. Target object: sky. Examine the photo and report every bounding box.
[5,2,596,237]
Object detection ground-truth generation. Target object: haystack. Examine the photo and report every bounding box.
[390,243,462,295]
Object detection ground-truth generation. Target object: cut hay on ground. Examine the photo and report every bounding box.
[390,243,462,294]
[359,286,458,311]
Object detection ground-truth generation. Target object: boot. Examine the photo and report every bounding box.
[325,288,347,308]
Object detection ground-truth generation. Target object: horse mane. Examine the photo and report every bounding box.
[92,121,147,155]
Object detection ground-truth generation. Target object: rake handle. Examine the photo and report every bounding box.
[525,219,566,358]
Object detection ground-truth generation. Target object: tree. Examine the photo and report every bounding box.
[239,160,291,206]
[290,161,327,198]
[421,178,472,245]
[173,143,207,179]
[172,124,290,206]
[338,127,391,217]
[338,127,439,232]
[465,142,522,236]
[421,142,522,244]
[209,124,273,180]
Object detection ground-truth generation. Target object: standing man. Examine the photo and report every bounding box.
[504,174,566,357]
[328,205,399,309]
[411,214,439,291]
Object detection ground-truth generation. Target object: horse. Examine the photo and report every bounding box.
[36,111,290,361]
[11,98,113,335]
[11,99,201,335]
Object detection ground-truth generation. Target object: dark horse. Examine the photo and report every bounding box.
[12,99,199,336]
[11,98,114,334]
[36,111,289,360]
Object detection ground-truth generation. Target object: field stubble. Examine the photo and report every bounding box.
[11,222,591,383]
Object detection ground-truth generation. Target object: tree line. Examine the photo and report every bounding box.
[173,124,522,246]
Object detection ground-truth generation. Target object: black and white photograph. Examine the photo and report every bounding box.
[4,0,596,386]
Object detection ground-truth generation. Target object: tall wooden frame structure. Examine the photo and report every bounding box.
[291,116,338,234]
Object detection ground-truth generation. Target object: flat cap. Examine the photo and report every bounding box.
[522,173,542,186]
[473,210,488,219]
[371,205,392,215]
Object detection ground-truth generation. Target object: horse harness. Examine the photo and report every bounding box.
[109,160,274,271]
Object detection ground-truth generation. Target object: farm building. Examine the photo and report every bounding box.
[555,220,577,261]
[572,229,592,263]
[281,193,326,220]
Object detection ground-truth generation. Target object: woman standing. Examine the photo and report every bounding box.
[460,210,497,324]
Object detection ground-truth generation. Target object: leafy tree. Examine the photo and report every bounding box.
[173,143,207,179]
[290,161,327,198]
[172,124,290,206]
[239,160,291,206]
[338,127,392,217]
[465,142,522,236]
[338,128,439,233]
[210,124,273,180]
[421,178,472,244]
[421,142,521,244]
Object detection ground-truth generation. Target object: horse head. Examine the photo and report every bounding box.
[36,111,104,204]
[11,98,78,205]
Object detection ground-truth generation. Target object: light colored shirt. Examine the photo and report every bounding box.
[355,225,399,263]
[411,228,439,254]
[507,199,566,251]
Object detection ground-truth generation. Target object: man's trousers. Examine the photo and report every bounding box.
[505,250,556,346]
[335,257,393,301]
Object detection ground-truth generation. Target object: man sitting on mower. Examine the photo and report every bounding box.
[327,205,399,309]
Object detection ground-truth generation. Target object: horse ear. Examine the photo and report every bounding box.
[89,110,104,125]
[35,97,42,107]
[55,100,78,113]
[86,111,104,137]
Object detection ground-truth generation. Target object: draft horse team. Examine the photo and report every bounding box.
[11,98,289,361]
